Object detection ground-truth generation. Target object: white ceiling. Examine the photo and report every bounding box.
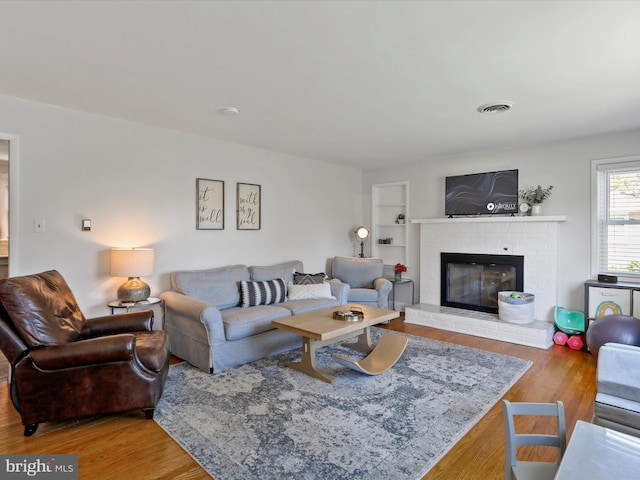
[1,1,640,170]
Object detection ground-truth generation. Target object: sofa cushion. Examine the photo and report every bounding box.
[287,282,333,300]
[250,261,302,284]
[240,278,287,307]
[293,272,326,284]
[221,305,291,340]
[172,265,249,310]
[332,256,383,288]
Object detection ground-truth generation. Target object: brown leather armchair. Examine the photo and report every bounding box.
[0,270,170,436]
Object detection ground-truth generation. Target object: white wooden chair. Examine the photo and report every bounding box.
[331,332,408,375]
[502,400,566,480]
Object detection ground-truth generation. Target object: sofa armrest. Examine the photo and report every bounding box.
[374,278,392,309]
[328,279,350,305]
[160,291,226,343]
[597,343,640,402]
[81,310,154,338]
[30,334,136,370]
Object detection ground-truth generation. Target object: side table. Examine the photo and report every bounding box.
[108,297,162,313]
[108,297,164,330]
[390,278,414,311]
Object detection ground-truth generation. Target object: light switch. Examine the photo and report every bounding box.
[82,219,91,231]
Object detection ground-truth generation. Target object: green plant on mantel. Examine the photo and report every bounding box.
[519,185,553,205]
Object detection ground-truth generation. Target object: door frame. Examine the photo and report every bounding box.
[0,132,18,277]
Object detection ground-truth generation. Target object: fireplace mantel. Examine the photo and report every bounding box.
[412,215,567,224]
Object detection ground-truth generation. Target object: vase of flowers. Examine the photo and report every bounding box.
[519,185,553,216]
[394,263,407,281]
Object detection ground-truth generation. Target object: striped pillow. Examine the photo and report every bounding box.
[240,278,287,308]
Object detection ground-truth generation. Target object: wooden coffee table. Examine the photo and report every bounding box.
[272,304,400,383]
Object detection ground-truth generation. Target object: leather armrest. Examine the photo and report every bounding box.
[81,310,154,338]
[29,334,136,370]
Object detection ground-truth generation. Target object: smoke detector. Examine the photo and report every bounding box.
[220,107,240,115]
[477,102,514,114]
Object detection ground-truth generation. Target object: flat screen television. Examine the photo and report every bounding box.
[445,169,518,216]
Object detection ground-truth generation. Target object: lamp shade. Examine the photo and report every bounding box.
[354,226,370,241]
[110,248,154,278]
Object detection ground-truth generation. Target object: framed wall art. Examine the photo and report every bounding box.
[196,178,224,230]
[236,182,261,230]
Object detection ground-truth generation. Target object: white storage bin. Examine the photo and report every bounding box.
[499,291,535,324]
[588,286,631,318]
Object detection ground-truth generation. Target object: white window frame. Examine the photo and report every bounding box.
[591,154,640,280]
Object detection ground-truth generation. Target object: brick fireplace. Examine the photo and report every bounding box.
[406,215,566,348]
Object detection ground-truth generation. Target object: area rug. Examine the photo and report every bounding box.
[154,330,531,480]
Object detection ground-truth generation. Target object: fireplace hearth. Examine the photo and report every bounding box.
[441,252,524,314]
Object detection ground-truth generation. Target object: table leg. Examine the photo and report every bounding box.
[285,337,335,384]
[342,327,373,354]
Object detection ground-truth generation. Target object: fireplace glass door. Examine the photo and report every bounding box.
[441,253,524,314]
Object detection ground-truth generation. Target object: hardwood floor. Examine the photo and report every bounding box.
[0,318,597,479]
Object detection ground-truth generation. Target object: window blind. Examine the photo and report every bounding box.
[596,160,640,276]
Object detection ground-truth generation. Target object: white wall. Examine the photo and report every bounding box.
[0,95,362,316]
[363,129,640,313]
[3,91,640,319]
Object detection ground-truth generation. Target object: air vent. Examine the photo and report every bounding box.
[477,102,514,114]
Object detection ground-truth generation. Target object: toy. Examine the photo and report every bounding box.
[586,315,640,357]
[554,306,585,335]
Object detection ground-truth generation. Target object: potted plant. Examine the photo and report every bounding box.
[394,263,407,281]
[519,185,553,216]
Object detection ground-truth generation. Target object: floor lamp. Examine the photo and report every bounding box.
[354,226,370,258]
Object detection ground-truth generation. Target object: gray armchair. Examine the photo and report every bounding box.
[593,342,640,437]
[330,256,392,309]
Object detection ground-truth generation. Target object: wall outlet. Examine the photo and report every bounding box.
[34,219,45,233]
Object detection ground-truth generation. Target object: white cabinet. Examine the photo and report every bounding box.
[371,181,409,267]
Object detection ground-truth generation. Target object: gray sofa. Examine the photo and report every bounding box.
[593,342,640,437]
[160,260,348,373]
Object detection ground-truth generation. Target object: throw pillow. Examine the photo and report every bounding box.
[293,272,326,285]
[287,282,334,300]
[240,278,287,308]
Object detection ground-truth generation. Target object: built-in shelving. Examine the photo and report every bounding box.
[371,181,409,267]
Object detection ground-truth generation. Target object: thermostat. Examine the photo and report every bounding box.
[82,219,91,231]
